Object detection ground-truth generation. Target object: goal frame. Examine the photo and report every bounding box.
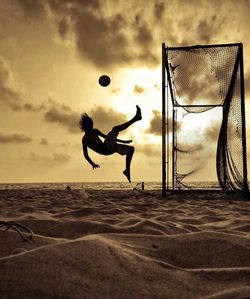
[162,43,248,196]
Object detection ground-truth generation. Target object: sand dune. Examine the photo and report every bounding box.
[0,189,250,298]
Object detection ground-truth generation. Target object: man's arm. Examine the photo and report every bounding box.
[116,138,132,144]
[96,129,106,139]
[96,129,132,144]
[82,141,100,169]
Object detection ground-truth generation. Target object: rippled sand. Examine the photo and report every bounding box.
[0,189,250,298]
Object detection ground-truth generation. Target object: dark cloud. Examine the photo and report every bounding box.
[0,85,22,110]
[40,138,49,145]
[133,85,145,94]
[89,106,127,133]
[48,0,100,12]
[44,104,79,133]
[135,22,153,45]
[30,152,71,165]
[15,0,250,72]
[45,1,159,69]
[58,18,69,39]
[175,3,226,46]
[0,133,32,143]
[201,116,240,145]
[146,110,181,136]
[196,15,224,45]
[23,102,46,112]
[153,2,165,21]
[132,14,158,65]
[203,122,221,142]
[49,0,130,69]
[168,46,238,105]
[44,102,127,134]
[146,110,161,136]
[0,57,11,82]
[73,11,129,69]
[17,0,46,18]
[139,26,152,44]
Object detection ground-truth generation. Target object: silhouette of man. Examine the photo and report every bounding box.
[80,106,142,182]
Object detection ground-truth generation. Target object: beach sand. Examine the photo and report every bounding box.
[0,188,250,298]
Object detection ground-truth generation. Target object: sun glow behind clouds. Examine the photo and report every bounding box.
[110,67,161,143]
[175,106,222,144]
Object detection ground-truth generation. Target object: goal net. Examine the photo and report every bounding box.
[162,43,248,191]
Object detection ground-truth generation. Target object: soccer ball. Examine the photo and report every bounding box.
[98,75,111,87]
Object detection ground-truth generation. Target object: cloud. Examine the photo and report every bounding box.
[73,12,132,69]
[50,1,130,69]
[58,18,69,39]
[111,88,121,94]
[40,138,49,145]
[154,84,160,90]
[203,122,221,142]
[146,110,181,136]
[44,103,79,133]
[30,152,71,165]
[137,144,161,157]
[196,16,222,44]
[0,56,23,110]
[89,106,127,133]
[153,2,165,21]
[133,16,153,45]
[0,133,33,143]
[133,85,146,94]
[202,119,238,144]
[44,101,127,135]
[15,0,250,76]
[0,56,46,112]
[146,110,162,136]
[45,0,159,69]
[167,47,239,105]
[23,102,46,112]
[17,0,46,19]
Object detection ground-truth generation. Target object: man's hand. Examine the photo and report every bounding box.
[92,163,100,170]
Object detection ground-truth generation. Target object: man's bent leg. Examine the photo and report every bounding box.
[112,106,142,133]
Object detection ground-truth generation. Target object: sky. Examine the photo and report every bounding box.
[0,0,250,184]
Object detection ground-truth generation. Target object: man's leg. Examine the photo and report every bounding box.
[122,146,134,183]
[116,144,135,183]
[112,106,142,133]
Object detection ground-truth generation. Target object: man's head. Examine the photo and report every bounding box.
[79,113,93,132]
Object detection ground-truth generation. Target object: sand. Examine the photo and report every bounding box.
[0,188,250,299]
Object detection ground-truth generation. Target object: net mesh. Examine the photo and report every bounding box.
[166,44,247,191]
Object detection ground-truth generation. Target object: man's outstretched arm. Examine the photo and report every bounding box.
[116,138,132,144]
[96,129,131,143]
[82,143,100,169]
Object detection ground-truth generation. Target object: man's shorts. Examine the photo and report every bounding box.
[104,131,129,155]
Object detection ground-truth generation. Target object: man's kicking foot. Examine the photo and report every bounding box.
[134,105,142,121]
[123,169,131,183]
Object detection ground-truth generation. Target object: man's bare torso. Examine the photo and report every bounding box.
[82,128,113,155]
